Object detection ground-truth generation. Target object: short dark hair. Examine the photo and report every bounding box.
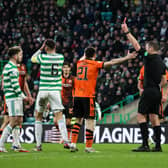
[84,47,96,59]
[63,62,71,67]
[147,40,160,51]
[8,46,22,58]
[45,39,56,50]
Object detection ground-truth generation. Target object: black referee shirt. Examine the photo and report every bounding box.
[138,49,166,89]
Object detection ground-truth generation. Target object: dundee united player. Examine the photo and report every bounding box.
[0,46,30,152]
[122,18,167,152]
[138,66,168,120]
[31,39,70,151]
[70,47,137,153]
[61,62,74,140]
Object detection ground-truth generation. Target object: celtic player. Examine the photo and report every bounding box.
[31,39,70,151]
[0,46,29,152]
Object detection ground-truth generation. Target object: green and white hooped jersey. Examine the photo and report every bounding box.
[36,53,64,91]
[3,61,25,100]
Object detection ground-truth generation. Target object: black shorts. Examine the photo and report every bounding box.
[138,88,161,115]
[73,97,95,119]
[63,105,73,119]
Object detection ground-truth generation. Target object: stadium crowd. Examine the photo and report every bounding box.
[0,0,168,119]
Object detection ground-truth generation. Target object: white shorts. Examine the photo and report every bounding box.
[35,91,64,113]
[6,98,23,117]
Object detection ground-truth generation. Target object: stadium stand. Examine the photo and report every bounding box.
[0,0,168,121]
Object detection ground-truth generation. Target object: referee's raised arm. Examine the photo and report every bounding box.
[121,18,141,51]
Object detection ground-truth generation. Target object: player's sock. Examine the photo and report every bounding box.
[139,122,148,146]
[153,125,161,148]
[0,124,12,147]
[35,121,42,147]
[71,123,81,144]
[67,125,71,140]
[85,129,93,148]
[58,119,68,142]
[12,126,21,147]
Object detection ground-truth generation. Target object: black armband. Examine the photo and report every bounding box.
[124,31,130,35]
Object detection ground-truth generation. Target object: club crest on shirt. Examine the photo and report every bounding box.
[11,71,18,76]
[62,83,72,87]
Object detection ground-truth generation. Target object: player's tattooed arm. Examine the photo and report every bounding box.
[104,51,137,68]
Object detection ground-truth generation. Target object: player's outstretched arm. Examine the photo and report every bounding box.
[104,51,137,68]
[121,18,141,51]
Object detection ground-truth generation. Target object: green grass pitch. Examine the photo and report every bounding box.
[0,144,168,168]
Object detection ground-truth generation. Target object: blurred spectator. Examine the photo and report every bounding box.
[0,0,168,118]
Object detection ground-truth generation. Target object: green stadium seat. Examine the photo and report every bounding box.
[125,95,134,104]
[101,12,112,21]
[26,117,35,123]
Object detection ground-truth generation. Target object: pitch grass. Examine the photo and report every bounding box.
[0,144,168,168]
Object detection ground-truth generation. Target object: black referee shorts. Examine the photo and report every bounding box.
[138,88,162,115]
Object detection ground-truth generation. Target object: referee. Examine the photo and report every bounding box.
[121,20,167,152]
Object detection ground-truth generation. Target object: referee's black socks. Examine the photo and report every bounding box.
[139,122,149,147]
[153,125,161,148]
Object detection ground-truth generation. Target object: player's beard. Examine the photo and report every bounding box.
[16,58,21,64]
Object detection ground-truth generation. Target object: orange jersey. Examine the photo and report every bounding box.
[139,66,144,81]
[166,70,168,81]
[61,75,74,106]
[74,59,103,97]
[17,64,27,91]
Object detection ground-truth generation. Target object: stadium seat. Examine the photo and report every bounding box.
[25,117,35,123]
[101,12,112,21]
[125,95,134,104]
